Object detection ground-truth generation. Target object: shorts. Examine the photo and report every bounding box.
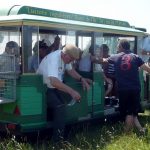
[118,89,141,119]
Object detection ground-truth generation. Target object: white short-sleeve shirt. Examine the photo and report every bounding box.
[36,50,72,88]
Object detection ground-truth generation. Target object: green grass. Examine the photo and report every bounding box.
[1,111,150,150]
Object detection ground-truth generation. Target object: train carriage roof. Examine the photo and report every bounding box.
[0,5,147,36]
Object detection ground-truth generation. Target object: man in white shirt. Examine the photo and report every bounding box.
[36,44,91,142]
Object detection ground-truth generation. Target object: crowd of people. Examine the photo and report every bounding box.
[91,39,150,135]
[1,36,150,143]
[31,37,150,141]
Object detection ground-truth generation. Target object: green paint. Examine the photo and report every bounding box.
[0,5,129,27]
[18,6,130,27]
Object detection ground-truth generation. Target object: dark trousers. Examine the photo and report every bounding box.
[118,89,141,119]
[46,88,66,142]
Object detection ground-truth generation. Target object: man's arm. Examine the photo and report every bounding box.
[141,49,150,56]
[49,76,81,101]
[90,55,108,64]
[67,68,82,81]
[140,63,150,73]
[67,68,91,91]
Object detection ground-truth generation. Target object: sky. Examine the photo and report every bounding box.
[1,0,150,33]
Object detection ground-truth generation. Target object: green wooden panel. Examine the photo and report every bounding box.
[0,102,16,114]
[20,122,47,132]
[0,74,46,124]
[64,75,88,122]
[0,113,45,124]
[89,72,105,116]
[16,77,44,115]
[88,82,103,106]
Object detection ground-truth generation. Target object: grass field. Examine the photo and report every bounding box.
[0,110,150,150]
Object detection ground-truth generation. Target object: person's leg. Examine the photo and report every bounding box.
[133,116,148,135]
[131,90,145,132]
[124,115,134,133]
[47,88,66,143]
[128,90,147,134]
[118,90,127,120]
[111,78,117,97]
[133,116,143,131]
[53,104,65,142]
[105,78,113,97]
[118,90,134,133]
[105,82,113,96]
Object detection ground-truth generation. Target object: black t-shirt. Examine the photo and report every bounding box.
[108,50,144,91]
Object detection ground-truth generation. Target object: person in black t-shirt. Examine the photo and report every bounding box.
[92,39,150,134]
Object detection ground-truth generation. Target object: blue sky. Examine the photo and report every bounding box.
[2,0,150,33]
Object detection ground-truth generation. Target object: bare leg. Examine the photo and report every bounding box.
[124,115,134,133]
[134,116,148,135]
[105,78,113,97]
[133,116,143,131]
[105,83,113,96]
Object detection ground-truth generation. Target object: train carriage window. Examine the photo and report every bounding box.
[0,26,21,103]
[22,26,39,73]
[77,35,92,72]
[102,36,118,54]
[0,27,20,54]
[137,36,144,56]
[66,31,76,45]
[93,32,104,72]
[22,27,77,73]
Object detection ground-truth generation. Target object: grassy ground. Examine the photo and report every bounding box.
[1,111,150,150]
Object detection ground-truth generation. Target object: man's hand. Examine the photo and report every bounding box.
[141,49,149,55]
[90,55,104,63]
[80,77,92,91]
[70,89,81,102]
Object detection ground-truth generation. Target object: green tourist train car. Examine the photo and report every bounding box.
[0,5,149,134]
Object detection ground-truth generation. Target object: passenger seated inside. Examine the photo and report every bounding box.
[0,41,20,96]
[91,44,118,106]
[91,44,115,97]
[28,40,48,72]
[0,41,20,73]
[99,44,115,97]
